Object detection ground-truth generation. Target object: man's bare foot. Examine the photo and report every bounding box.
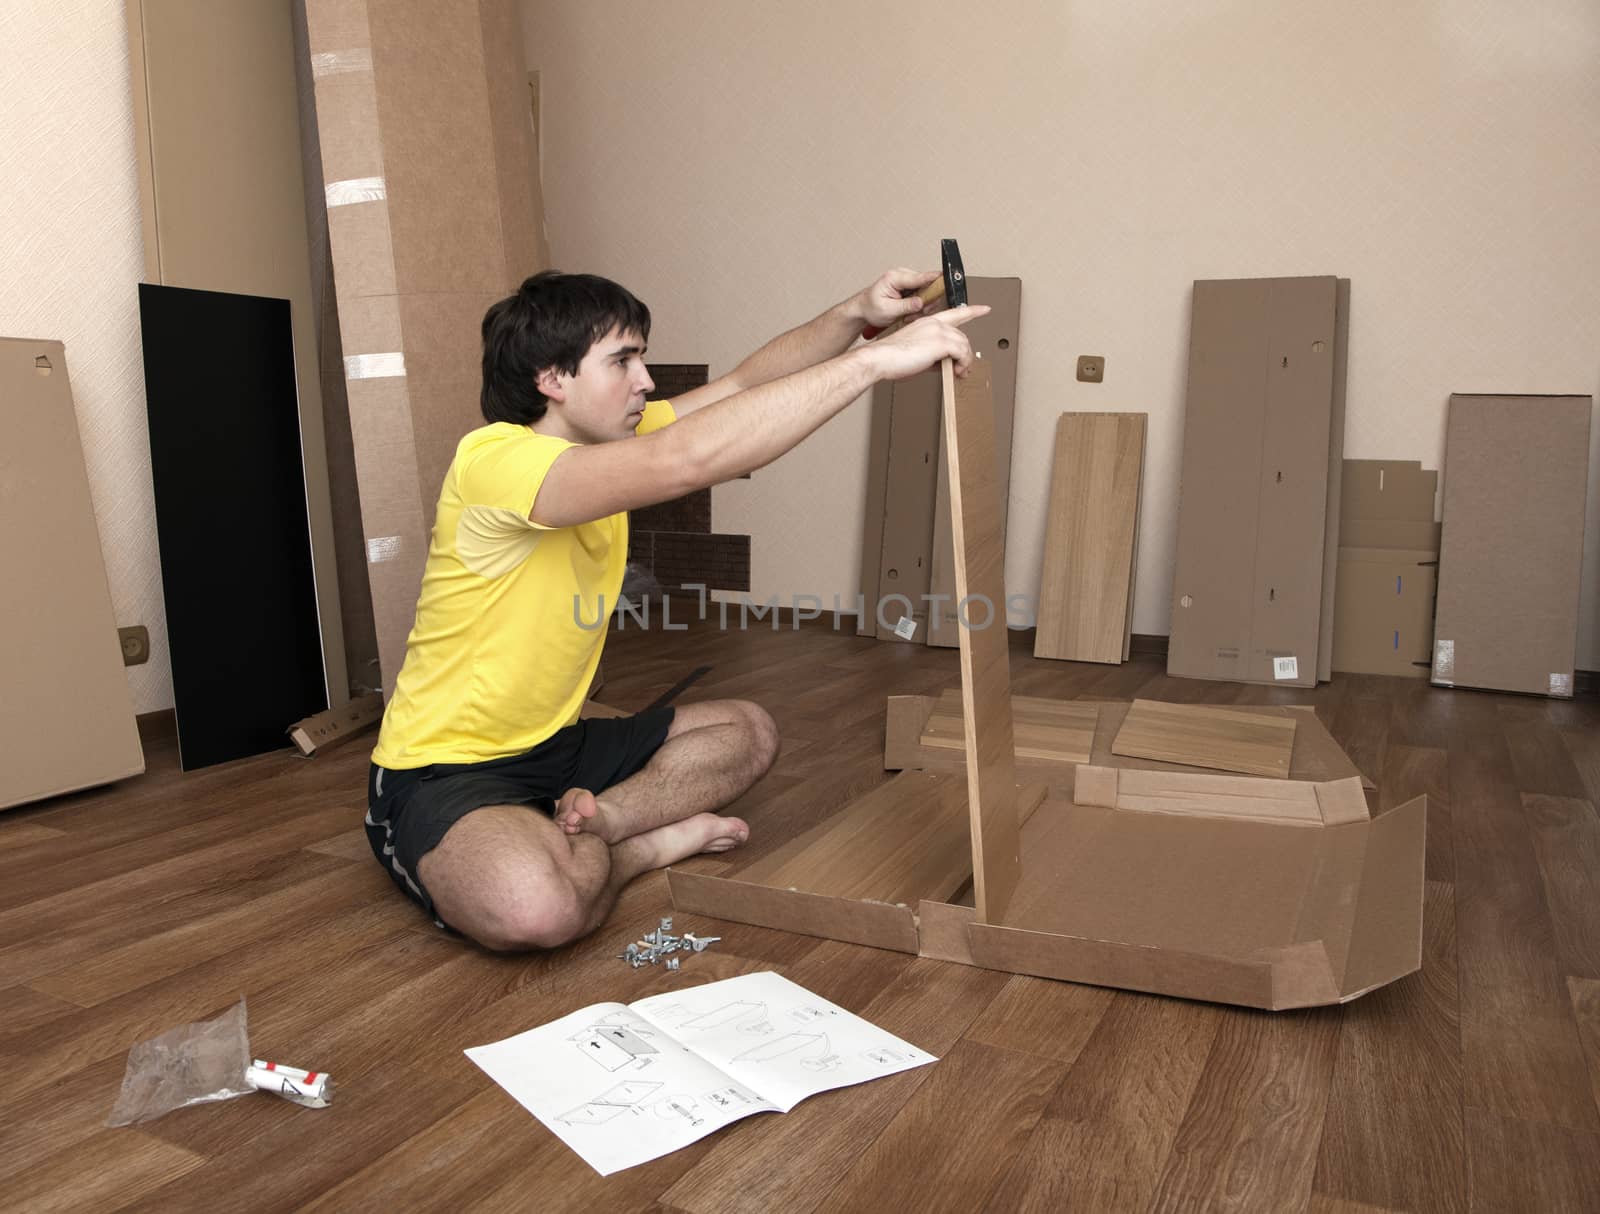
[621,812,750,870]
[554,788,606,838]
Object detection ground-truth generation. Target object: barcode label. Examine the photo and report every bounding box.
[892,616,919,640]
[1273,656,1299,681]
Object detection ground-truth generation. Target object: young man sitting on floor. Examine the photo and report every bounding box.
[365,267,987,951]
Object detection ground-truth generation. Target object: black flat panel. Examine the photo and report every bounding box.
[138,284,327,770]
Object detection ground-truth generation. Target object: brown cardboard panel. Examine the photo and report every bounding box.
[927,279,1022,648]
[1339,796,1428,998]
[1342,460,1438,523]
[1331,547,1437,678]
[667,870,919,953]
[1340,518,1442,550]
[858,279,1020,645]
[478,0,546,279]
[1432,395,1592,697]
[368,0,508,296]
[1110,698,1297,779]
[856,382,892,637]
[1169,277,1339,688]
[1033,413,1146,664]
[1073,765,1348,827]
[396,292,502,507]
[1,340,144,810]
[1316,278,1351,682]
[875,369,941,642]
[916,900,978,966]
[939,356,1021,921]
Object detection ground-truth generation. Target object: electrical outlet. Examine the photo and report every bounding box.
[118,625,150,666]
[1076,355,1105,383]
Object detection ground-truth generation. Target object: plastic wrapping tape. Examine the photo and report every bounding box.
[366,536,402,564]
[1433,638,1455,684]
[311,49,373,78]
[325,176,386,208]
[344,352,406,380]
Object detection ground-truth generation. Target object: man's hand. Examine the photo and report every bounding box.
[852,267,942,329]
[860,304,992,382]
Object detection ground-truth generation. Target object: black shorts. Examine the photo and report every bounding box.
[364,707,675,917]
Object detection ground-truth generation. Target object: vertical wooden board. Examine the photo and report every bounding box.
[925,279,1021,648]
[940,356,1020,922]
[855,381,892,636]
[1033,412,1147,664]
[1317,277,1351,683]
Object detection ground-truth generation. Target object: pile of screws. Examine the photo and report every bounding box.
[618,917,720,970]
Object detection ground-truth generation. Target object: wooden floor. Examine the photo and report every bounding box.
[3,611,1599,1212]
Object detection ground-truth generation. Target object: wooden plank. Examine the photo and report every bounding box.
[919,688,1097,763]
[925,279,1021,648]
[939,355,1019,922]
[1569,976,1600,1118]
[1111,698,1297,778]
[1521,793,1600,980]
[812,1040,1062,1213]
[1149,1005,1343,1211]
[985,993,1224,1213]
[731,770,971,905]
[1033,412,1147,663]
[0,1127,204,1214]
[1072,764,1334,826]
[1464,1109,1600,1211]
[961,973,1115,1065]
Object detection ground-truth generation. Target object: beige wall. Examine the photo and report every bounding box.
[0,0,169,711]
[521,0,1600,666]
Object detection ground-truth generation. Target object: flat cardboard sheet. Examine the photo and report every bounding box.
[1,339,144,809]
[1168,276,1344,688]
[1332,459,1439,678]
[1431,394,1592,697]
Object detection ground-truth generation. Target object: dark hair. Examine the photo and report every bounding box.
[479,270,652,424]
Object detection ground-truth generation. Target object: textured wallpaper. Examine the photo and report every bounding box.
[521,0,1600,666]
[1,0,171,711]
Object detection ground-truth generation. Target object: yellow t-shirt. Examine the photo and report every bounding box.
[371,400,676,768]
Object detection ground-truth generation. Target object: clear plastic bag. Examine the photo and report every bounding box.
[106,997,253,1127]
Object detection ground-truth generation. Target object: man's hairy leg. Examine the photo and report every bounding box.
[419,803,749,952]
[555,699,780,845]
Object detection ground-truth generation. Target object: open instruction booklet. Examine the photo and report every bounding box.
[465,970,937,1175]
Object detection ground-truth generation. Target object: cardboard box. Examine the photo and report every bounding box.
[669,692,1421,1010]
[2,339,144,810]
[1432,394,1592,697]
[1332,459,1440,678]
[1168,277,1348,687]
[304,0,545,694]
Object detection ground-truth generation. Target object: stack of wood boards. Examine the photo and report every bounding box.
[1168,276,1349,687]
[1331,459,1440,677]
[919,687,1096,764]
[1032,412,1146,664]
[857,278,1020,647]
[1430,394,1592,698]
[1109,698,1295,778]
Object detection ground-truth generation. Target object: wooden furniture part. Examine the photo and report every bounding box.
[1033,413,1147,664]
[919,688,1097,764]
[1111,698,1297,779]
[938,355,1020,922]
[1073,766,1369,827]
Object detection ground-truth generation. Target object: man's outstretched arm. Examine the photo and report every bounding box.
[529,305,989,529]
[668,268,941,418]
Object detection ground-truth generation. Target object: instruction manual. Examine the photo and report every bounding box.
[464,969,936,1175]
